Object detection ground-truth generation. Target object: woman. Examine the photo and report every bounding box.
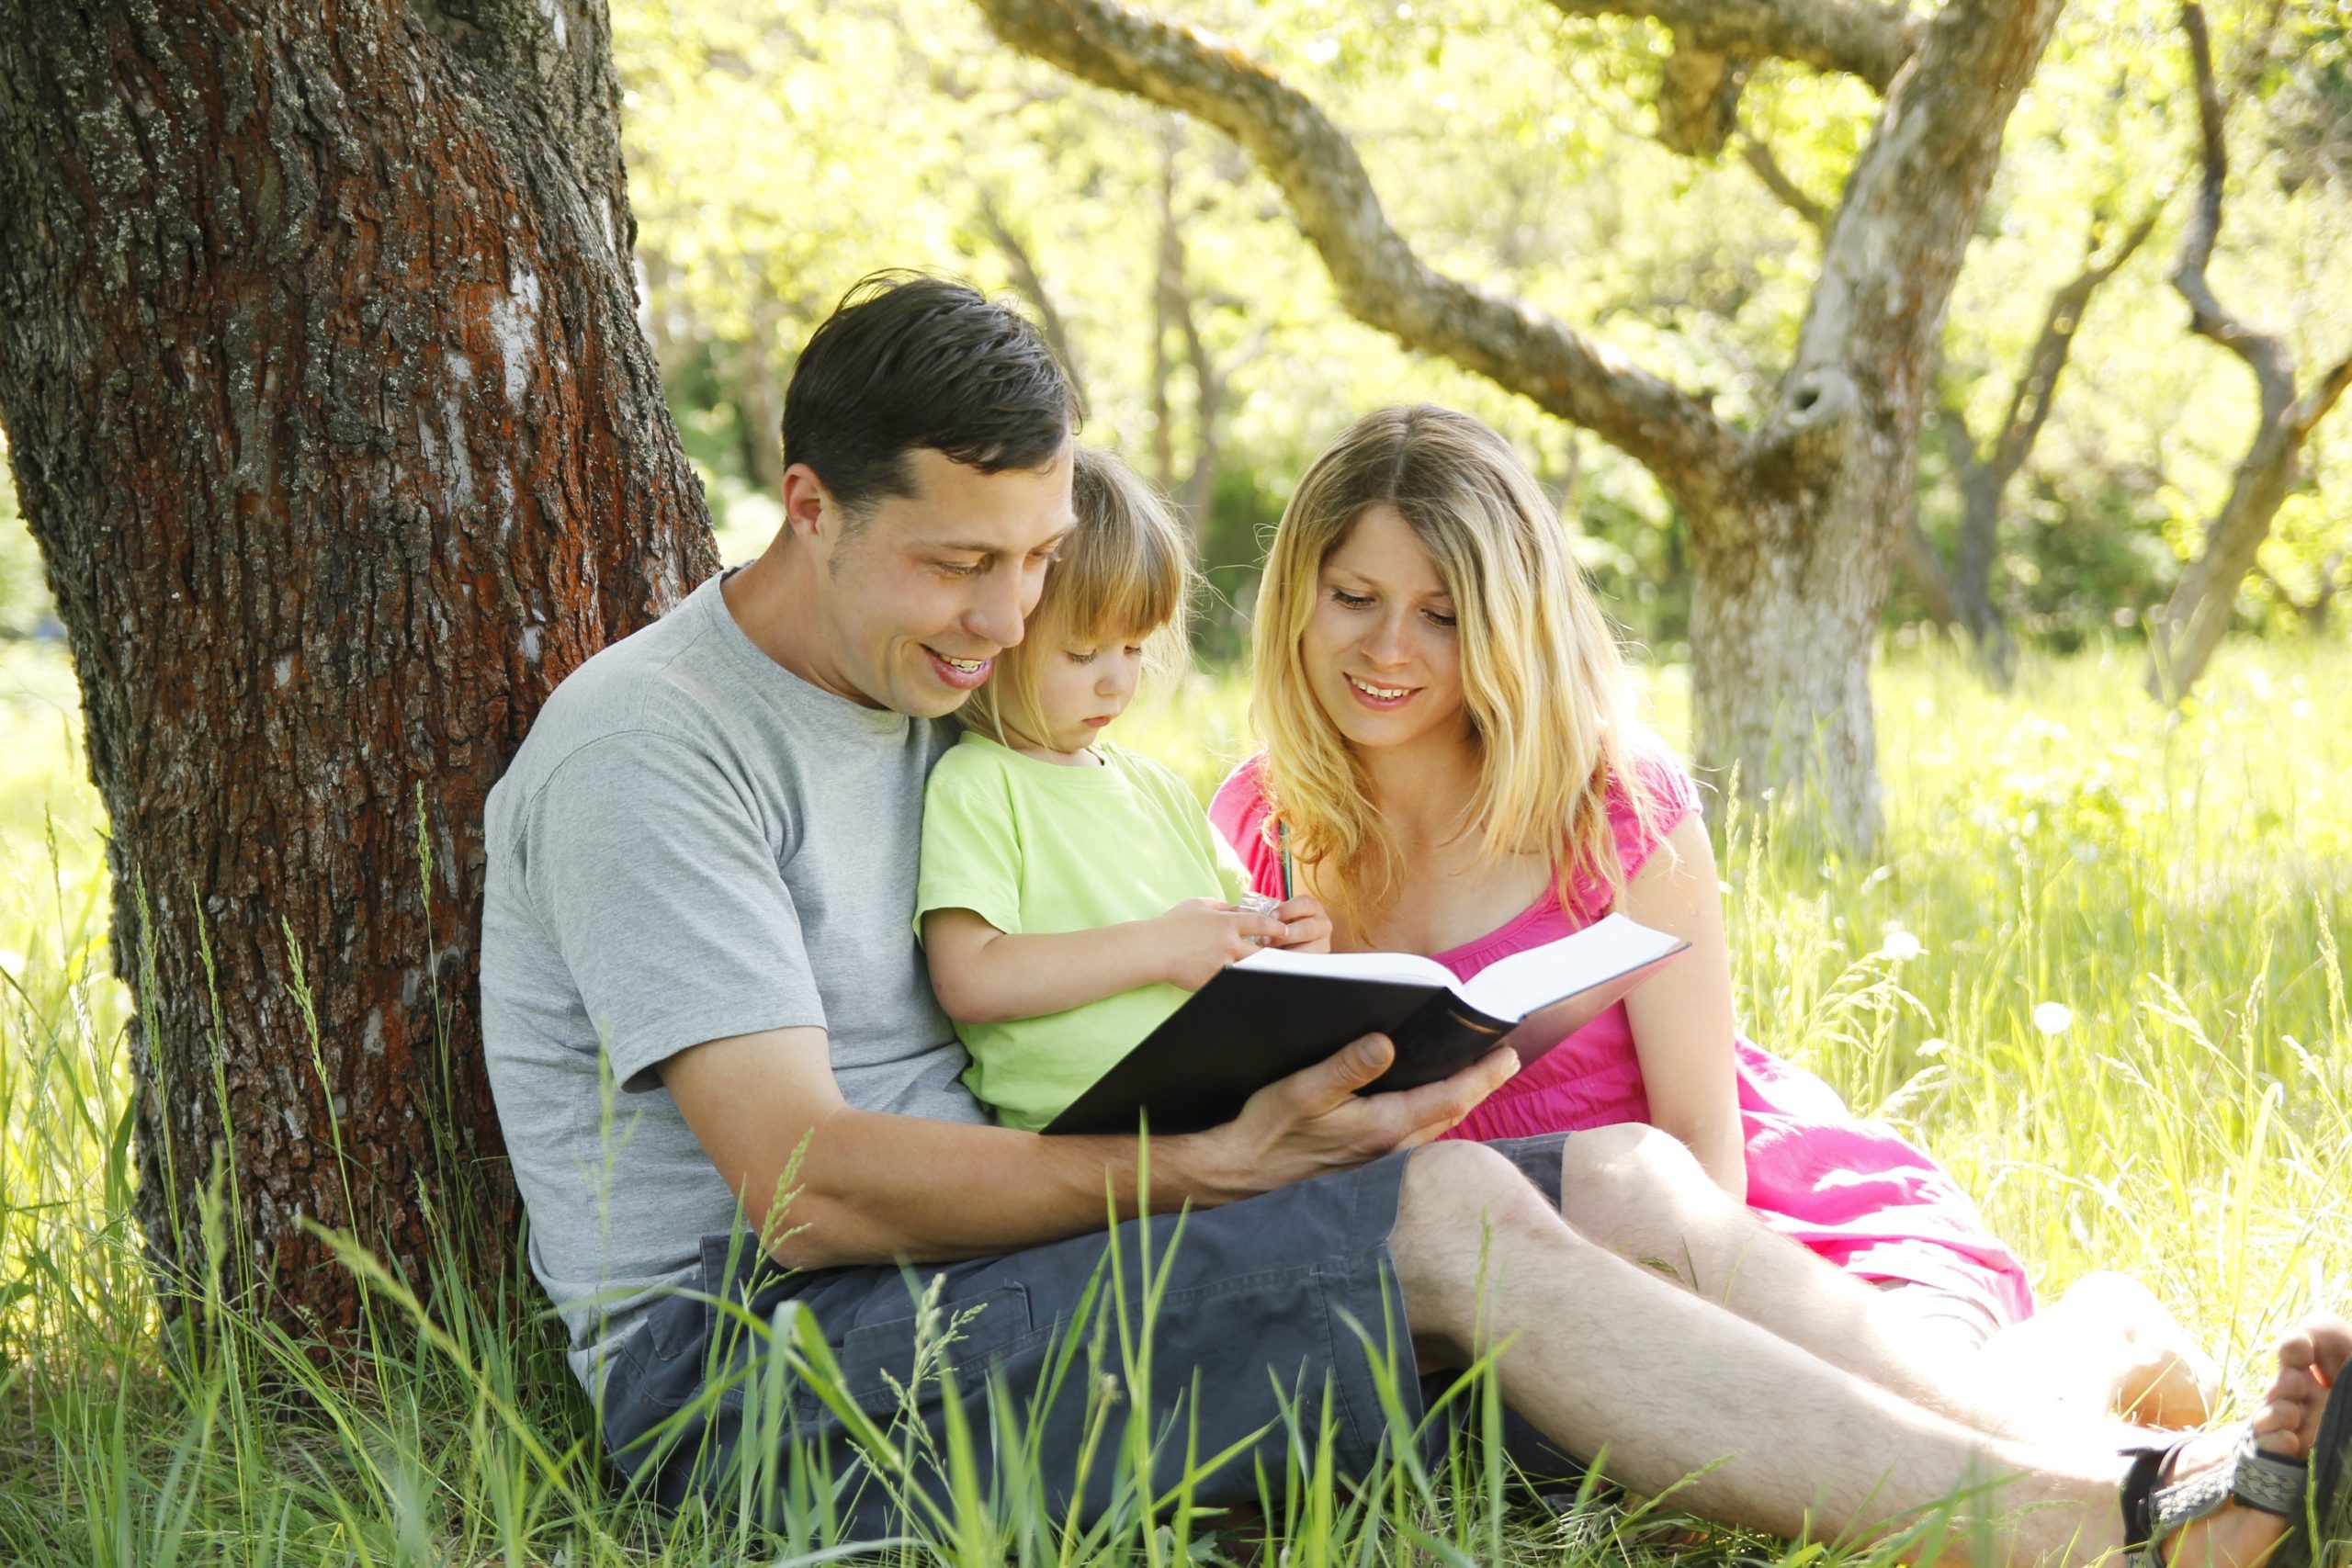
[1213,405,2214,1425]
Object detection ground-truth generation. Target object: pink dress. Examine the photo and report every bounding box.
[1209,754,2036,1328]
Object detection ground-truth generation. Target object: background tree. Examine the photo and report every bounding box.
[1904,205,2157,685]
[0,0,713,1337]
[2147,3,2352,701]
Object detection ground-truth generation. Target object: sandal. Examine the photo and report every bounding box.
[2120,1371,2352,1568]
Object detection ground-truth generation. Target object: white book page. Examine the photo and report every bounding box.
[1233,945,1457,989]
[1456,914,1685,1022]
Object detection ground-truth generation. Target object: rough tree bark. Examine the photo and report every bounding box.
[2147,4,2352,702]
[0,0,716,1338]
[1905,207,2156,685]
[973,0,2064,841]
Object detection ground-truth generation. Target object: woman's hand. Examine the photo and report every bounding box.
[1272,895,1333,953]
[1153,897,1288,990]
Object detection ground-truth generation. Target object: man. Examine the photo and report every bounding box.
[482,272,2346,1559]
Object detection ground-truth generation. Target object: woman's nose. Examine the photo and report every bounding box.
[1363,611,1410,665]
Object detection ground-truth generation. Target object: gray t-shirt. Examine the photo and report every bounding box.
[480,573,986,1391]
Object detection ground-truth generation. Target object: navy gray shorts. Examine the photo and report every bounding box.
[597,1133,1573,1536]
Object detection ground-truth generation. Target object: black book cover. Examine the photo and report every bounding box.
[1041,938,1683,1136]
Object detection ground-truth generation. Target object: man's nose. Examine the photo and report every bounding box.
[967,572,1027,649]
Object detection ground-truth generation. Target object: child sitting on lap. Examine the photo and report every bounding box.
[918,447,1329,1132]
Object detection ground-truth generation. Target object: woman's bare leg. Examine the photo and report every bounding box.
[1549,1125,2188,1442]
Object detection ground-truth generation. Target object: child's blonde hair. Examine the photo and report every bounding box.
[960,446,1196,747]
[1250,405,1660,929]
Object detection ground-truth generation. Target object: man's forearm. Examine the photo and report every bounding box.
[765,1106,1248,1268]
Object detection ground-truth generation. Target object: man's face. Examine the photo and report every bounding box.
[807,445,1076,718]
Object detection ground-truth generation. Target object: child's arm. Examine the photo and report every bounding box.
[1615,815,1747,1201]
[923,899,1287,1024]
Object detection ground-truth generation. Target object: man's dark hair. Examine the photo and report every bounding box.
[782,270,1081,518]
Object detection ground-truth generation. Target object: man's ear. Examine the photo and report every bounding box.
[779,463,835,546]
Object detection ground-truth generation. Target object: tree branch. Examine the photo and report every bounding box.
[1543,0,1923,93]
[1737,132,1826,229]
[973,0,1746,502]
[2290,349,2352,439]
[978,188,1088,405]
[1987,204,2159,481]
[2170,3,2296,411]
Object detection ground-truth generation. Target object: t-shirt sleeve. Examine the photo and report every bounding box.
[1611,746,1703,885]
[914,748,1026,937]
[1206,755,1286,899]
[522,731,826,1093]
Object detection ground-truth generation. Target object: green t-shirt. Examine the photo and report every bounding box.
[916,733,1251,1131]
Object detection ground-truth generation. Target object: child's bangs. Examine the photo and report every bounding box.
[1043,511,1187,649]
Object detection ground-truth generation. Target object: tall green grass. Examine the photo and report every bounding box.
[3,632,2347,1563]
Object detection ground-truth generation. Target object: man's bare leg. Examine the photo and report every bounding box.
[1389,1141,2346,1565]
[1549,1124,2164,1442]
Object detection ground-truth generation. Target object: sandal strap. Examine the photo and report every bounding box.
[2160,1435,2310,1522]
[2124,1434,2310,1568]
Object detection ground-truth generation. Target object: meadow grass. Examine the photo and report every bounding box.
[2,630,2348,1564]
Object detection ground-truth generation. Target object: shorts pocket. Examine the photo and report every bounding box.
[808,1280,1036,1420]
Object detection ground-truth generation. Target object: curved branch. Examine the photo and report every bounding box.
[1988,204,2158,482]
[2170,3,2295,411]
[972,0,1745,506]
[1738,132,1826,229]
[1544,0,1923,93]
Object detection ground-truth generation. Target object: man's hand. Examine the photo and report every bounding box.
[1152,897,1288,989]
[1270,895,1333,953]
[1182,1034,1521,1201]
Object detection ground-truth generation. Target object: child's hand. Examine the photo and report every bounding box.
[1272,896,1332,953]
[1155,897,1287,990]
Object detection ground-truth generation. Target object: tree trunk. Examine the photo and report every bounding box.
[1689,487,1884,838]
[2149,411,2303,699]
[0,0,716,1340]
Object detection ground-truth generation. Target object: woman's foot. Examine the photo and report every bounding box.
[1984,1271,2222,1428]
[2154,1315,2348,1568]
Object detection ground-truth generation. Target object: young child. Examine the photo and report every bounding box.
[917,446,1329,1132]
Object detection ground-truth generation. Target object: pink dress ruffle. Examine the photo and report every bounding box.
[1209,753,2036,1328]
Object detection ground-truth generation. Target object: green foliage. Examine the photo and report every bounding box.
[6,631,2351,1559]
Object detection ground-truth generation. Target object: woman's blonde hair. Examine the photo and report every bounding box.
[959,446,1195,747]
[1250,405,1659,927]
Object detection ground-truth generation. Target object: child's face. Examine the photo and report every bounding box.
[1025,628,1149,756]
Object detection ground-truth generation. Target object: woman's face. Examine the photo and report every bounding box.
[1301,504,1470,760]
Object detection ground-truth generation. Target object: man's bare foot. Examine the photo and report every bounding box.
[2157,1314,2348,1568]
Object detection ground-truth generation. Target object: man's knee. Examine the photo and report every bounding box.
[1393,1143,1577,1349]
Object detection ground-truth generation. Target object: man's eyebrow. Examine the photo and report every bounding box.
[921,523,1077,555]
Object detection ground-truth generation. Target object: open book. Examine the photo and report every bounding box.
[1042,913,1689,1136]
